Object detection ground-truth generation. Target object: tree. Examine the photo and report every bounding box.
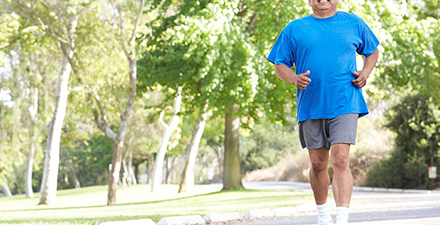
[0,11,57,198]
[178,102,208,193]
[150,87,182,192]
[138,0,308,190]
[1,0,87,205]
[1,183,12,197]
[90,0,146,205]
[359,0,440,105]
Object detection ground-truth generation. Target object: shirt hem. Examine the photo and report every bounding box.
[298,111,368,123]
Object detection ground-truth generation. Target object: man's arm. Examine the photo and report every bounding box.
[275,64,311,90]
[352,48,379,88]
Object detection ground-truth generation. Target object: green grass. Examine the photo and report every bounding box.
[0,184,314,225]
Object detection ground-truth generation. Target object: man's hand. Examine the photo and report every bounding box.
[352,71,368,88]
[294,70,311,90]
[274,64,311,89]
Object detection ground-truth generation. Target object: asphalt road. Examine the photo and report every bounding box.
[230,182,440,225]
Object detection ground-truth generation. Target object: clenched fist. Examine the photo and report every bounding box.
[352,71,368,88]
[293,70,311,90]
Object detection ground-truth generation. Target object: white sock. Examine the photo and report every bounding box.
[316,202,333,225]
[335,207,349,225]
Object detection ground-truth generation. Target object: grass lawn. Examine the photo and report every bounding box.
[0,183,315,225]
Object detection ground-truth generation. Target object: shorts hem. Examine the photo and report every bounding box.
[330,141,356,146]
[306,145,329,151]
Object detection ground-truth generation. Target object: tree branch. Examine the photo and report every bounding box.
[116,5,130,58]
[93,95,117,141]
[12,1,69,44]
[158,110,170,129]
[245,12,259,33]
[129,0,145,49]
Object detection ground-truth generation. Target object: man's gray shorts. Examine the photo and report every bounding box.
[299,113,359,150]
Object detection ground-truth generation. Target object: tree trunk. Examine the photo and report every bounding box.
[128,152,136,185]
[213,144,224,181]
[108,140,124,204]
[151,87,182,192]
[122,157,129,187]
[179,107,209,193]
[165,156,176,184]
[106,56,137,205]
[152,127,174,189]
[39,44,75,205]
[104,2,144,203]
[222,104,244,190]
[25,87,38,198]
[25,141,36,197]
[134,163,140,184]
[68,159,81,189]
[1,183,12,197]
[165,156,170,184]
[122,151,135,186]
[38,12,78,205]
[146,158,151,184]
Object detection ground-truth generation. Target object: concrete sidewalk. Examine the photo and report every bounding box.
[241,181,440,194]
[349,217,440,225]
[232,181,440,225]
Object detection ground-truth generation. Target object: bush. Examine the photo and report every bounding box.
[365,94,440,189]
[240,119,301,174]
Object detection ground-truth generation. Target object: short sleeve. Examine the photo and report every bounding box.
[356,18,380,57]
[267,29,295,68]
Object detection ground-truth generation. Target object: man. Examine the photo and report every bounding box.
[267,0,379,225]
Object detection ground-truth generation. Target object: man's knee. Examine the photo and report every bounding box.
[331,154,350,170]
[331,144,350,170]
[310,160,328,175]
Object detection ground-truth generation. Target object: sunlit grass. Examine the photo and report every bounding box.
[0,184,314,225]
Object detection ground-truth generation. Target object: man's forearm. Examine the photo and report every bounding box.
[275,64,295,84]
[275,64,311,89]
[362,49,379,77]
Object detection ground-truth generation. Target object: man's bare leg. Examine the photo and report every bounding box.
[330,143,353,207]
[309,147,332,224]
[308,147,330,204]
[331,143,352,224]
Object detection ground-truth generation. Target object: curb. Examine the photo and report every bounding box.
[101,219,156,225]
[352,186,440,194]
[157,215,205,225]
[242,209,275,219]
[203,212,241,223]
[99,205,315,225]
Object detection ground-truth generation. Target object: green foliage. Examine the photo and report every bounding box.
[69,134,113,187]
[366,0,440,105]
[240,118,301,174]
[137,0,301,124]
[0,12,56,191]
[366,94,440,189]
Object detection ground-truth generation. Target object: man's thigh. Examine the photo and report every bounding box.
[327,113,359,146]
[299,119,328,150]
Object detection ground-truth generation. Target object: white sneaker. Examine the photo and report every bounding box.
[318,217,333,225]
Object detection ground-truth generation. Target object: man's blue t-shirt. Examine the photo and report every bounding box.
[267,11,380,122]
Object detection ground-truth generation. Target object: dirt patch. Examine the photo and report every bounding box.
[243,151,310,183]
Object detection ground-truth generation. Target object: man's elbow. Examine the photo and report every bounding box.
[369,48,379,59]
[275,64,289,75]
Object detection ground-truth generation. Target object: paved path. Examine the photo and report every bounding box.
[230,182,440,225]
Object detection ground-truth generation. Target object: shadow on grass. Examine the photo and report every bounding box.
[3,189,291,213]
[0,214,174,225]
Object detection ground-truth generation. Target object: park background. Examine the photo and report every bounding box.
[0,0,439,224]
